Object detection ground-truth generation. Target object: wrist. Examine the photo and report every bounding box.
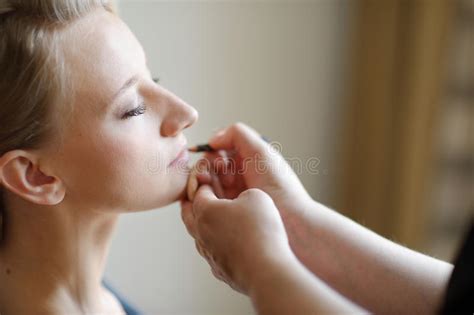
[279,199,331,261]
[279,198,318,233]
[244,244,300,297]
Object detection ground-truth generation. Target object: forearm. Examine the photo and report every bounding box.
[282,201,454,314]
[249,251,366,315]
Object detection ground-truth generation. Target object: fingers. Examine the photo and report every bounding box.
[188,159,213,201]
[210,172,225,199]
[195,240,228,283]
[210,266,227,282]
[220,171,235,188]
[203,151,229,174]
[211,152,237,189]
[201,149,237,190]
[180,199,197,238]
[193,184,233,218]
[182,183,227,236]
[187,171,198,202]
[194,158,212,181]
[191,162,226,199]
[193,184,218,207]
[194,153,226,185]
[208,122,267,158]
[195,239,208,258]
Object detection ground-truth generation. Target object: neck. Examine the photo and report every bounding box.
[0,194,120,314]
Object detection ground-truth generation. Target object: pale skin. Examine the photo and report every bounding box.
[181,122,454,315]
[0,8,197,315]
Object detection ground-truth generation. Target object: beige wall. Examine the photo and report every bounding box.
[105,1,354,314]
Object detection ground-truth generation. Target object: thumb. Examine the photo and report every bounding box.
[194,184,218,202]
[193,185,220,215]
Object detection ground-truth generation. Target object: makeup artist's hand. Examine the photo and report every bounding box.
[180,184,293,294]
[196,122,313,219]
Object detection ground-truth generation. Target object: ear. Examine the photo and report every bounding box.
[0,150,65,206]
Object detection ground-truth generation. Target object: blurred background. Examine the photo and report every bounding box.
[105,0,473,314]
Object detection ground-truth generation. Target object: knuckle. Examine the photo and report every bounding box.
[194,241,203,255]
[195,241,208,258]
[231,122,263,149]
[232,122,248,134]
[243,188,264,197]
[180,207,187,223]
[239,188,274,205]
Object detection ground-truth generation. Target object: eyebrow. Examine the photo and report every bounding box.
[110,74,140,105]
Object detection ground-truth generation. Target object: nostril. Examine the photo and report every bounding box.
[182,119,194,131]
[183,122,192,130]
[177,110,197,133]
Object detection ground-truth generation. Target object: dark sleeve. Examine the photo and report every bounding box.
[439,219,474,314]
[102,279,143,315]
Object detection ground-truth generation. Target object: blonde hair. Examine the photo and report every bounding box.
[0,0,114,240]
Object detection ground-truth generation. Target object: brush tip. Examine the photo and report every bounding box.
[187,144,215,153]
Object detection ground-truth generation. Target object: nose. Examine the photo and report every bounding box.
[160,92,199,137]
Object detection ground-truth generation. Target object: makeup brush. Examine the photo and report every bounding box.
[188,135,271,153]
[187,144,215,153]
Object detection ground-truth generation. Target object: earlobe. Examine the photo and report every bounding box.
[0,150,65,206]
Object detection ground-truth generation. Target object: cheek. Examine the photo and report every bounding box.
[98,133,149,184]
[95,132,177,207]
[58,128,146,204]
[59,121,187,210]
[108,137,190,210]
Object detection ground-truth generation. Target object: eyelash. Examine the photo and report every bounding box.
[119,77,159,120]
[122,102,147,120]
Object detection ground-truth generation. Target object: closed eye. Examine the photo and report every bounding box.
[121,103,147,120]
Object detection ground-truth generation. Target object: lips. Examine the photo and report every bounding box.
[168,146,189,167]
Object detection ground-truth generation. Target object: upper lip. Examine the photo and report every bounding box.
[169,144,187,165]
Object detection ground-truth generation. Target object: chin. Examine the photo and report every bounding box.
[159,184,187,207]
[169,166,191,201]
[128,169,190,212]
[153,175,189,209]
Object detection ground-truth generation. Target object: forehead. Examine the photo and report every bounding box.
[61,9,145,108]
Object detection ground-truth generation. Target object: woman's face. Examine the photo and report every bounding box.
[47,9,198,212]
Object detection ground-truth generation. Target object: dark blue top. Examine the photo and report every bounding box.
[439,219,474,314]
[102,279,142,315]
